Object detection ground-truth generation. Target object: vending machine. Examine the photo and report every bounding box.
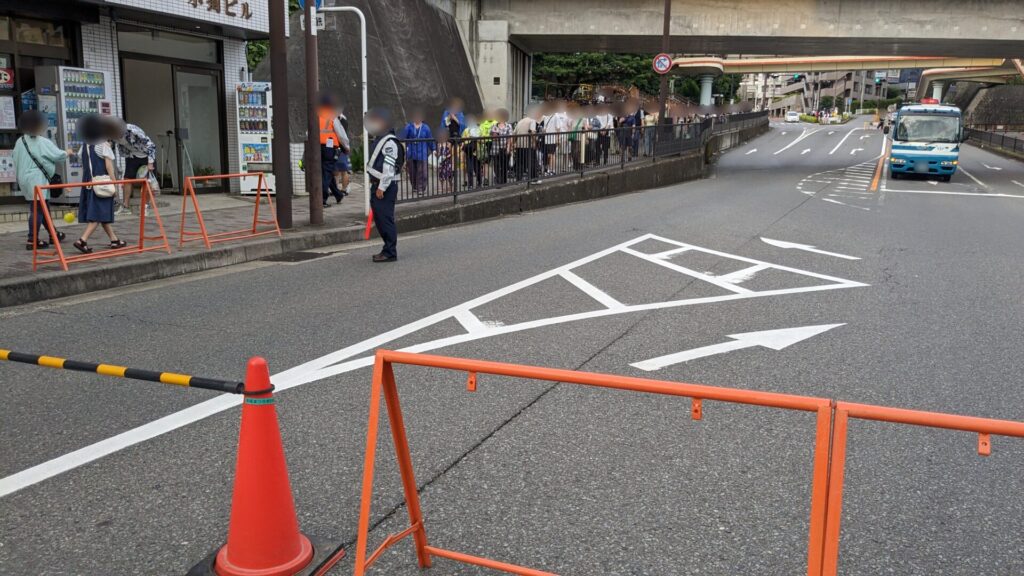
[34,66,113,204]
[235,82,275,194]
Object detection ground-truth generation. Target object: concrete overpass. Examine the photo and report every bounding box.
[452,0,1024,113]
[671,56,1008,105]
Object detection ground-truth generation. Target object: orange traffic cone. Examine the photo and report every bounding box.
[189,357,342,576]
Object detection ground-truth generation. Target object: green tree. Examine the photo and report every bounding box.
[246,0,302,70]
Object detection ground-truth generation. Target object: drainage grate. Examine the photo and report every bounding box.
[260,251,332,263]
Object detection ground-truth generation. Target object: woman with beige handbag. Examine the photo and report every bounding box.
[73,114,125,254]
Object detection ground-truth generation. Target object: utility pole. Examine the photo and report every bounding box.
[656,0,671,122]
[858,70,867,113]
[269,0,292,228]
[304,3,323,225]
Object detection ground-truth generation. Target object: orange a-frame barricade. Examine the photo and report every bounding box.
[32,178,170,272]
[179,172,281,248]
[355,350,1024,576]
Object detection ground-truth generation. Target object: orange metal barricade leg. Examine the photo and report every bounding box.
[354,359,387,576]
[33,187,70,271]
[806,404,834,576]
[820,409,850,576]
[381,361,433,568]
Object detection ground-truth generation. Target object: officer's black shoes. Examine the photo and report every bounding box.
[372,253,397,263]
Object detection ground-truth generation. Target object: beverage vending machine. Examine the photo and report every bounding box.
[235,82,274,194]
[34,66,113,204]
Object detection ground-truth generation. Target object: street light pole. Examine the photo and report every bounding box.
[317,6,369,216]
[656,0,671,122]
[268,0,292,228]
[304,3,323,225]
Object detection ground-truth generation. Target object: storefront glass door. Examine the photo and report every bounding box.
[174,67,223,188]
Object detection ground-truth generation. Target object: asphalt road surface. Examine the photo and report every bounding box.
[2,118,1023,575]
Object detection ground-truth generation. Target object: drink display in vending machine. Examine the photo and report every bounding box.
[235,82,274,194]
[34,66,113,204]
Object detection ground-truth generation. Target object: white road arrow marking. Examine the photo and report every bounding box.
[745,148,758,155]
[631,324,845,371]
[859,134,871,140]
[774,128,820,155]
[801,148,811,155]
[1012,180,1024,189]
[781,131,787,135]
[927,180,937,186]
[982,163,1002,171]
[828,131,836,135]
[760,237,861,260]
[850,148,863,155]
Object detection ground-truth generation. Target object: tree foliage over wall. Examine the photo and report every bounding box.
[532,53,742,101]
[245,0,301,70]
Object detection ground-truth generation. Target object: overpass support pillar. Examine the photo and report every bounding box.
[699,74,714,107]
[931,80,945,102]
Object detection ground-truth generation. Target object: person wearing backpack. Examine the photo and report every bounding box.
[365,108,403,263]
[13,110,69,250]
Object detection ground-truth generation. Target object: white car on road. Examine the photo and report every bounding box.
[785,110,801,123]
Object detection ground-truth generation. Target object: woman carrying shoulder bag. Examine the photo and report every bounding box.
[13,110,70,250]
[73,114,125,253]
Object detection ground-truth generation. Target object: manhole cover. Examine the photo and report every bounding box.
[260,251,331,263]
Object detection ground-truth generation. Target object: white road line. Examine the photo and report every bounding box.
[717,264,769,284]
[829,128,865,155]
[621,247,754,294]
[822,198,870,210]
[958,166,988,188]
[849,148,864,156]
[0,234,868,498]
[774,128,820,155]
[560,270,624,310]
[883,188,1024,199]
[745,148,758,155]
[801,148,811,155]
[982,163,1002,171]
[454,309,489,333]
[648,246,691,260]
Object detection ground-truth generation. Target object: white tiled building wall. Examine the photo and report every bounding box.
[79,17,249,192]
[102,0,268,34]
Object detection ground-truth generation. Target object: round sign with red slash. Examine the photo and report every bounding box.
[652,53,673,75]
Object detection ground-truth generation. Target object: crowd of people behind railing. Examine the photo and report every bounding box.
[351,96,728,203]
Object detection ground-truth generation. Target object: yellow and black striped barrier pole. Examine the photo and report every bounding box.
[0,349,262,395]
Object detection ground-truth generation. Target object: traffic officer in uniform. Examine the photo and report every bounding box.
[365,108,402,263]
[318,93,344,206]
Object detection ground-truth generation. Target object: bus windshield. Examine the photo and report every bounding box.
[894,114,959,143]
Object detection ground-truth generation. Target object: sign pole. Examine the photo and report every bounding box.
[317,6,370,216]
[268,0,292,228]
[656,0,671,122]
[304,2,323,225]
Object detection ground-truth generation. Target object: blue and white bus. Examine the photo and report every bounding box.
[888,104,965,181]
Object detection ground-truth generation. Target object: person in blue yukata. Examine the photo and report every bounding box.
[401,108,435,196]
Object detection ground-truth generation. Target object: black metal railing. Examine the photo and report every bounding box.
[966,128,1024,156]
[392,115,753,204]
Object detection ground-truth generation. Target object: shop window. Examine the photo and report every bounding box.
[15,19,67,48]
[0,17,10,41]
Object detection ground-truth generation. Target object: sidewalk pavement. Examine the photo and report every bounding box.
[0,146,717,308]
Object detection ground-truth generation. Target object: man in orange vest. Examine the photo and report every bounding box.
[318,93,345,206]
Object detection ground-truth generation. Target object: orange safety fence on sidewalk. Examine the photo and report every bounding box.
[179,172,281,248]
[32,178,170,272]
[355,350,1024,576]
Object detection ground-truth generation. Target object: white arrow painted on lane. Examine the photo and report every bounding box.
[850,148,864,155]
[760,237,861,260]
[982,163,1002,171]
[1013,180,1024,189]
[859,134,872,140]
[631,324,845,371]
[801,148,811,155]
[745,148,758,155]
[774,128,821,155]
[828,131,836,135]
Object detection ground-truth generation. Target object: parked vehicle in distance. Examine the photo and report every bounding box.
[785,110,801,123]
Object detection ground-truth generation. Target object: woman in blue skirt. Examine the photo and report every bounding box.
[73,115,125,254]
